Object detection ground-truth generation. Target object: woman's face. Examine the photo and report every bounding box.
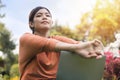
[31,9,53,32]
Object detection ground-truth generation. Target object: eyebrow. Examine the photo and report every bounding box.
[36,12,50,15]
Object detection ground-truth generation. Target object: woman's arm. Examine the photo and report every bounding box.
[55,39,103,59]
[52,36,79,44]
[19,33,103,63]
[19,33,58,62]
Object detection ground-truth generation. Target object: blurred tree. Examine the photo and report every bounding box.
[0,23,16,53]
[50,21,80,40]
[0,0,5,18]
[76,12,93,41]
[10,64,19,78]
[113,0,120,32]
[0,1,16,74]
[76,0,120,45]
[91,0,120,45]
[0,22,16,74]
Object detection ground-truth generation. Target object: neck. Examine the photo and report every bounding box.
[34,31,50,37]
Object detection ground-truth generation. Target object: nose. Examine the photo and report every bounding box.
[42,15,47,20]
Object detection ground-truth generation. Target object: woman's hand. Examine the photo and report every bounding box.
[75,39,104,59]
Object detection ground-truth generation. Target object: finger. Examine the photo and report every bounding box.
[89,50,104,59]
[89,51,97,58]
[95,50,104,55]
[94,39,104,49]
[96,55,103,59]
[93,40,101,46]
[79,50,96,58]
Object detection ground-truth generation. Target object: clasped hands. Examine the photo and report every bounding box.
[75,39,104,59]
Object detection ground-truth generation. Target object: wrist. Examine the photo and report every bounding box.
[55,41,78,52]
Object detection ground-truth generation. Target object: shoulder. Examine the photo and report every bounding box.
[20,32,32,39]
[19,33,33,43]
[20,32,36,40]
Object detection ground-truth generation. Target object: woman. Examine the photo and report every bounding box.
[19,6,103,80]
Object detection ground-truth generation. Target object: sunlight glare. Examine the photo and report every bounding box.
[55,0,97,28]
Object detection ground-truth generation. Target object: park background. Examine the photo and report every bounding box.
[0,0,120,80]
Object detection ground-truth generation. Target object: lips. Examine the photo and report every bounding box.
[41,21,49,24]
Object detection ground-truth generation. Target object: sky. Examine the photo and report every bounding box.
[1,0,97,54]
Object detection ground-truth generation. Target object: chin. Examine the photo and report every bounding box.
[42,26,51,30]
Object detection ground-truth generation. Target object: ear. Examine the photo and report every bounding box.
[29,21,34,28]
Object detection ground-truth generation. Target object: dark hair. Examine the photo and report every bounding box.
[29,6,51,22]
[29,6,51,33]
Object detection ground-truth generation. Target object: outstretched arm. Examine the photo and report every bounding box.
[55,39,104,59]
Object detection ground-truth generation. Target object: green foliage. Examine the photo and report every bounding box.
[75,12,93,41]
[0,67,4,72]
[0,74,3,80]
[0,23,16,53]
[0,56,3,61]
[50,22,80,40]
[0,1,16,74]
[10,64,19,78]
[0,74,10,80]
[0,23,16,73]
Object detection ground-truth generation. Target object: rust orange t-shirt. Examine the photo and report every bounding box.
[19,33,78,80]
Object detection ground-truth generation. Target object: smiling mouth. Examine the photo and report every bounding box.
[41,21,49,24]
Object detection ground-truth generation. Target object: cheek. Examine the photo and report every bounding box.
[33,20,40,26]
